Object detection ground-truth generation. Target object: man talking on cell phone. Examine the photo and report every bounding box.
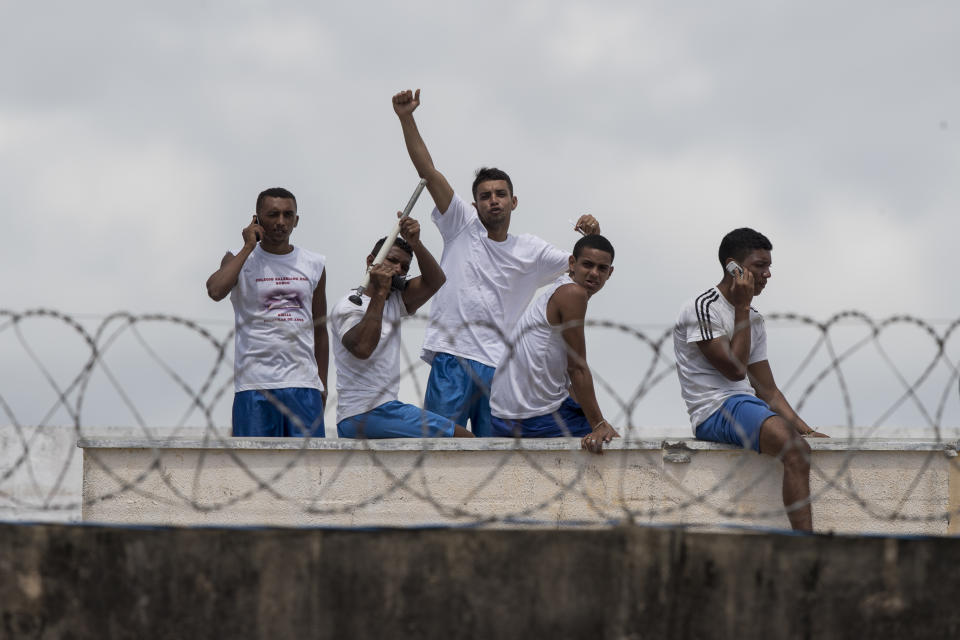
[673,227,828,531]
[206,187,329,437]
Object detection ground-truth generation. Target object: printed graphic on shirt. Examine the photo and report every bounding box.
[257,276,310,320]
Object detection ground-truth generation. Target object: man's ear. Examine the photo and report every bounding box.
[366,254,375,268]
[568,254,576,271]
[511,195,518,210]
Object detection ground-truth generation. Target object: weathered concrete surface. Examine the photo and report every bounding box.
[80,437,960,534]
[1,522,958,640]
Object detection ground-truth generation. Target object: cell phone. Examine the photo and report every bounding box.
[725,261,743,277]
[254,214,262,241]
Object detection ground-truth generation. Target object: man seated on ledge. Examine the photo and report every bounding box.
[673,227,828,531]
[330,213,473,438]
[489,234,619,454]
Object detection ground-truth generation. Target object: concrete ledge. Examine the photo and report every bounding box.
[79,437,960,535]
[77,435,960,452]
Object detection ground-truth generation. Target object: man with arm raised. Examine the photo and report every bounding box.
[392,88,600,436]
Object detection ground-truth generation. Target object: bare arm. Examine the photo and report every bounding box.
[398,214,445,314]
[312,269,329,399]
[748,360,827,437]
[340,264,393,360]
[550,284,619,453]
[392,89,454,213]
[205,215,263,301]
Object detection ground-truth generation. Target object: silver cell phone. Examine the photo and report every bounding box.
[725,261,743,277]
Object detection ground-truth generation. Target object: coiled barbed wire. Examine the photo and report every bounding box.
[1,308,958,527]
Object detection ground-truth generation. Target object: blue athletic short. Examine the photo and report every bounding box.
[424,353,495,437]
[489,397,592,438]
[695,394,776,452]
[337,400,457,438]
[232,388,325,437]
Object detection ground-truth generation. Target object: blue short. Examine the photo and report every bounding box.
[490,397,592,438]
[337,400,456,438]
[695,394,776,452]
[424,353,495,437]
[232,388,325,437]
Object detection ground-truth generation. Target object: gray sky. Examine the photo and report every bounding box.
[2,1,959,434]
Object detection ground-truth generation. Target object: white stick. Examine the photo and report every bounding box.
[349,179,428,304]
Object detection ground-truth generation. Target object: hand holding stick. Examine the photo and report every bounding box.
[349,179,428,305]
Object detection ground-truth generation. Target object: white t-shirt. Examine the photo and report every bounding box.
[230,245,326,392]
[490,275,574,419]
[673,286,768,433]
[421,193,569,368]
[330,290,409,423]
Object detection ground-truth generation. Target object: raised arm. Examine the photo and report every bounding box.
[392,89,454,213]
[696,270,755,380]
[205,215,263,301]
[572,214,601,236]
[551,284,620,453]
[340,264,393,360]
[312,268,329,399]
[397,214,445,314]
[748,360,828,437]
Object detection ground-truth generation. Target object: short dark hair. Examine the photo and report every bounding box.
[718,228,772,265]
[573,234,615,262]
[370,236,413,258]
[256,187,297,212]
[471,167,514,200]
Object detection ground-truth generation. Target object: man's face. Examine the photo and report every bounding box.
[256,196,298,243]
[568,247,614,296]
[367,246,412,276]
[740,248,772,295]
[473,180,517,231]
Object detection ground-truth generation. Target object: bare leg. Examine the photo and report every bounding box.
[759,416,813,531]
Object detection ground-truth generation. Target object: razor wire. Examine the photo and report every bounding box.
[1,307,959,529]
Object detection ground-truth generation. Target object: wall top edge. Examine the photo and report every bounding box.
[76,436,960,453]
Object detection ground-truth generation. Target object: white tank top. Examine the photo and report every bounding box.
[489,274,574,419]
[229,245,326,392]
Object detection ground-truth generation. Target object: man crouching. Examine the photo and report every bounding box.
[330,212,473,438]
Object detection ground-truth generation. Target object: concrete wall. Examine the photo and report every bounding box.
[80,437,960,534]
[2,522,958,640]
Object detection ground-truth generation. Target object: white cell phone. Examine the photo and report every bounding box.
[725,261,743,277]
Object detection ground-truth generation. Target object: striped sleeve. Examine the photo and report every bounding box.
[694,288,721,341]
